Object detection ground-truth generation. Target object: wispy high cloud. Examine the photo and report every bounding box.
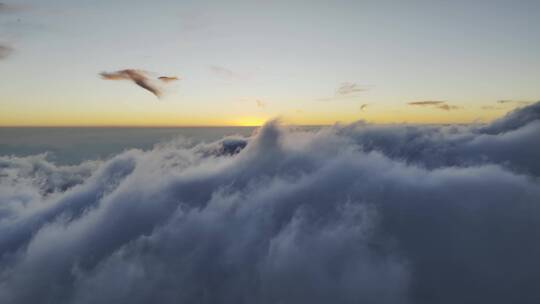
[0,2,27,17]
[319,82,371,101]
[0,44,12,59]
[336,82,370,96]
[210,65,244,80]
[100,69,179,98]
[408,100,446,106]
[0,2,17,13]
[0,2,22,60]
[256,99,266,108]
[408,100,460,111]
[437,104,460,111]
[497,99,532,106]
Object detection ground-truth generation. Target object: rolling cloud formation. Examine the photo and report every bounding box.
[0,102,540,303]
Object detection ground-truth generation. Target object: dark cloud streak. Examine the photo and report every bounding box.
[408,100,460,111]
[336,82,370,96]
[158,76,179,83]
[319,82,371,101]
[100,69,180,98]
[436,104,460,111]
[497,99,532,106]
[408,100,446,106]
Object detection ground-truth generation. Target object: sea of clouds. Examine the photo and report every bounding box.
[1,102,540,304]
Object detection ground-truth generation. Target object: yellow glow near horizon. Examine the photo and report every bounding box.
[0,106,514,127]
[0,93,522,127]
[230,116,267,127]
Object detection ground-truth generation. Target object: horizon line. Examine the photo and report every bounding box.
[0,124,326,128]
[0,121,481,128]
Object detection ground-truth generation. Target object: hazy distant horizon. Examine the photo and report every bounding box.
[0,126,256,164]
[0,105,528,164]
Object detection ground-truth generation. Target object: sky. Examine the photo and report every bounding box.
[0,0,539,126]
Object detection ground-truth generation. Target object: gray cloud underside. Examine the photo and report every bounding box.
[0,102,540,303]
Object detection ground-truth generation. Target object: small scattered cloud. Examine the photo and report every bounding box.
[0,2,22,60]
[100,69,180,98]
[336,82,370,96]
[319,82,371,101]
[408,100,460,111]
[497,100,532,106]
[239,98,267,108]
[1,0,40,62]
[158,76,180,83]
[408,101,446,106]
[210,65,244,80]
[437,104,460,111]
[0,44,13,60]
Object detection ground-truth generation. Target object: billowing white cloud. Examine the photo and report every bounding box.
[0,102,540,303]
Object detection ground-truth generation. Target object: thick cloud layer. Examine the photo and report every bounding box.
[1,103,540,303]
[337,101,540,176]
